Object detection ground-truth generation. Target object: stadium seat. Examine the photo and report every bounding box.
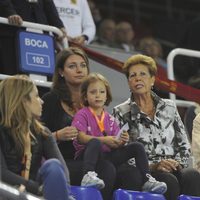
[71,185,103,200]
[178,194,200,200]
[113,189,166,200]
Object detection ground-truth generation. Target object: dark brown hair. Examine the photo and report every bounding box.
[52,47,89,107]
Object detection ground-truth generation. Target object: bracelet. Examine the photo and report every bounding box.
[55,131,59,141]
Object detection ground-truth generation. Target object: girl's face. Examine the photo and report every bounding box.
[25,86,43,118]
[128,64,155,95]
[60,54,89,86]
[86,80,107,111]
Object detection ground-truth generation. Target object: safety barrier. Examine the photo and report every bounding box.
[0,17,199,108]
[167,48,200,107]
[0,181,42,200]
[0,17,68,49]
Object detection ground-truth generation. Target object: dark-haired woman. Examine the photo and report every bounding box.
[41,47,116,200]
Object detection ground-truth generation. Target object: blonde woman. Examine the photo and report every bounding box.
[113,54,200,200]
[0,75,72,200]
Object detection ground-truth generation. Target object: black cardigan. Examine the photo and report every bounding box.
[41,90,76,160]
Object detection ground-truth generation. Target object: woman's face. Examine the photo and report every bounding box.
[60,54,89,86]
[128,64,155,95]
[25,85,43,118]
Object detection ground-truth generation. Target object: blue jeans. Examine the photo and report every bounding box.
[38,159,70,200]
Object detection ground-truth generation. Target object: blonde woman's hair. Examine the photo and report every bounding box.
[81,73,112,106]
[123,54,157,78]
[0,75,44,156]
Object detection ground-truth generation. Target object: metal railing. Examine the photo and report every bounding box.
[167,48,200,107]
[0,17,68,49]
[0,17,68,87]
[0,74,52,88]
[0,181,42,200]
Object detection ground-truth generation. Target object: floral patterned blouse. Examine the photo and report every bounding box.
[113,92,191,168]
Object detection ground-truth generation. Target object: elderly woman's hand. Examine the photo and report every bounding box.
[119,131,129,145]
[151,159,180,172]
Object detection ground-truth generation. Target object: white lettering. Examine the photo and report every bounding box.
[32,56,45,64]
[24,38,48,48]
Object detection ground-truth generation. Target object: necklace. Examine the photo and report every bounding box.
[139,103,155,119]
[144,106,155,119]
[61,101,79,116]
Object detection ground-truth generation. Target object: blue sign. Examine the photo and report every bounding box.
[18,31,55,75]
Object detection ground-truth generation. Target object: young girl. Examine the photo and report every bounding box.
[72,73,167,194]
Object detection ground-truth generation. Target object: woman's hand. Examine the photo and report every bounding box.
[54,126,78,141]
[104,136,121,148]
[119,131,129,145]
[153,159,180,172]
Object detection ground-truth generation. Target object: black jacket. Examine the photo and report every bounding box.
[42,90,76,160]
[0,125,69,195]
[0,0,64,28]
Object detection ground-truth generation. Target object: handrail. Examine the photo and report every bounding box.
[0,17,68,49]
[167,48,200,107]
[0,181,42,200]
[0,74,52,88]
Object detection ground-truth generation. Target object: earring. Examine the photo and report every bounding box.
[151,84,154,90]
[61,74,64,77]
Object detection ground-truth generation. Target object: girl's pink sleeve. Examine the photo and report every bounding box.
[72,110,88,132]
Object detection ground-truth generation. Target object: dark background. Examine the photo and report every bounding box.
[94,0,200,58]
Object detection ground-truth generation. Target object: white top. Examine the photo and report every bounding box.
[53,0,96,43]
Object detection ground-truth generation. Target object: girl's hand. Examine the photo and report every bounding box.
[104,136,121,148]
[119,131,129,145]
[55,126,78,141]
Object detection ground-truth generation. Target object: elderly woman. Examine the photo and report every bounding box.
[113,54,200,200]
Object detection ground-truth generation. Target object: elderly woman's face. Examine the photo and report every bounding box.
[128,64,155,95]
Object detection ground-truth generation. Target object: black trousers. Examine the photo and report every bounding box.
[152,167,200,200]
[80,138,149,181]
[66,158,116,200]
[76,139,150,199]
[115,161,200,200]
